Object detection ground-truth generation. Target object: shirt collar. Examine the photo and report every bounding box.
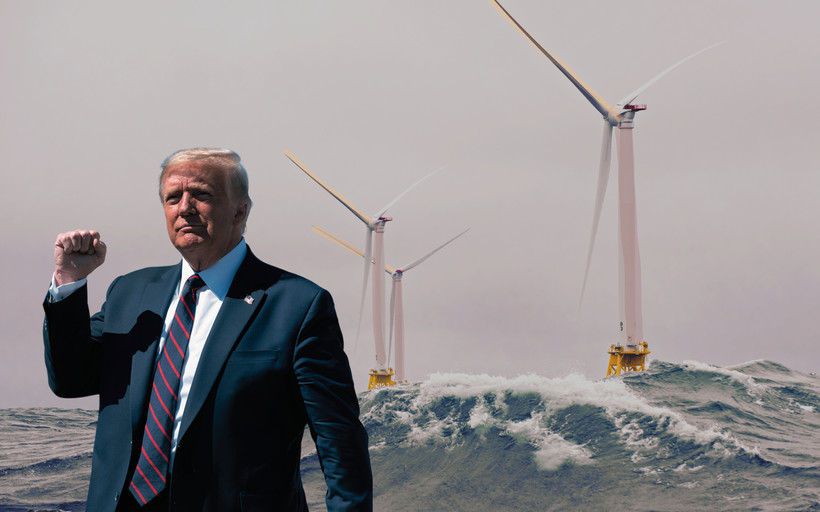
[179,238,247,299]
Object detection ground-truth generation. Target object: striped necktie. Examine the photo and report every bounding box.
[129,274,205,506]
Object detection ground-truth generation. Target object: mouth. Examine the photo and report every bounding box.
[178,223,204,233]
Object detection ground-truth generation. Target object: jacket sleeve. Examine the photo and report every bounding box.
[293,289,373,512]
[42,279,112,398]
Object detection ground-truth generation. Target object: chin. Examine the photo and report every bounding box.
[172,234,207,252]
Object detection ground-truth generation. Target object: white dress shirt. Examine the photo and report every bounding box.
[49,239,248,462]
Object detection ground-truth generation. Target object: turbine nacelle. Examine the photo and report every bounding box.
[605,105,646,126]
[369,217,393,234]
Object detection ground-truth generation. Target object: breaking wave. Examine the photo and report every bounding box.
[4,361,820,511]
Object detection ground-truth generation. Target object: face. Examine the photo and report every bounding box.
[161,161,247,271]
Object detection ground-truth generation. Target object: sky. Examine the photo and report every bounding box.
[1,0,818,408]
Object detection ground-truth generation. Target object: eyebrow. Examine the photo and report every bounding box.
[165,180,214,193]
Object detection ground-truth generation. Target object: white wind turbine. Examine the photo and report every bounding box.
[312,225,469,383]
[491,0,722,348]
[285,150,443,378]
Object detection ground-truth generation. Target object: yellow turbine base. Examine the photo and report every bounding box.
[367,368,396,390]
[606,341,650,377]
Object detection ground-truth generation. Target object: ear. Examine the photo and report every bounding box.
[233,202,249,226]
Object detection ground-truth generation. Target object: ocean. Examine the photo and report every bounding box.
[2,360,819,511]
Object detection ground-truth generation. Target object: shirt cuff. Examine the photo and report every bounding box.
[49,275,87,302]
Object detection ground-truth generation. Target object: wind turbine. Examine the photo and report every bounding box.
[312,225,469,384]
[285,150,442,386]
[491,0,722,375]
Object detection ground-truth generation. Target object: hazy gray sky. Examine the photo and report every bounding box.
[2,1,818,408]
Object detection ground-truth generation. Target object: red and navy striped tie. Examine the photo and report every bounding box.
[129,274,204,506]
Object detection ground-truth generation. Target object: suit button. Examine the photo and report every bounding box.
[114,492,120,502]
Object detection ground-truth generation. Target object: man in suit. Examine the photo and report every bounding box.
[43,148,372,511]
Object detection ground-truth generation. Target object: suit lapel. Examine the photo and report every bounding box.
[129,264,181,436]
[177,250,275,441]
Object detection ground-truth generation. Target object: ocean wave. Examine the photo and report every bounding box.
[357,362,820,510]
[362,370,763,476]
[681,359,766,395]
[0,453,93,478]
[5,361,820,511]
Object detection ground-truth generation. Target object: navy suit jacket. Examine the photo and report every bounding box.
[43,248,372,511]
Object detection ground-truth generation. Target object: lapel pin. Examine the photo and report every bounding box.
[244,295,254,305]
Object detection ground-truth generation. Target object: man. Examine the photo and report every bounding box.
[43,148,372,511]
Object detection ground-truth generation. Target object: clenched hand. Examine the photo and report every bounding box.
[54,229,107,286]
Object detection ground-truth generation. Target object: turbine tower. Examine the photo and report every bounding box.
[491,0,722,376]
[313,226,469,384]
[285,150,442,387]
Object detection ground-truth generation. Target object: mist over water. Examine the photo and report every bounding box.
[3,360,820,511]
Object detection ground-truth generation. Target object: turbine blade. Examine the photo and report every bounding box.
[400,228,470,272]
[375,165,446,218]
[312,226,395,275]
[284,150,373,225]
[490,0,618,122]
[616,41,726,106]
[313,225,365,258]
[354,229,373,347]
[579,122,613,309]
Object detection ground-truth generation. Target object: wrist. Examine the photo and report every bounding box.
[54,269,84,287]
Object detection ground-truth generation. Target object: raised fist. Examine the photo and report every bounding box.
[54,230,107,286]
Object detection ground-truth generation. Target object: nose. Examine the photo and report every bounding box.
[179,192,196,214]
